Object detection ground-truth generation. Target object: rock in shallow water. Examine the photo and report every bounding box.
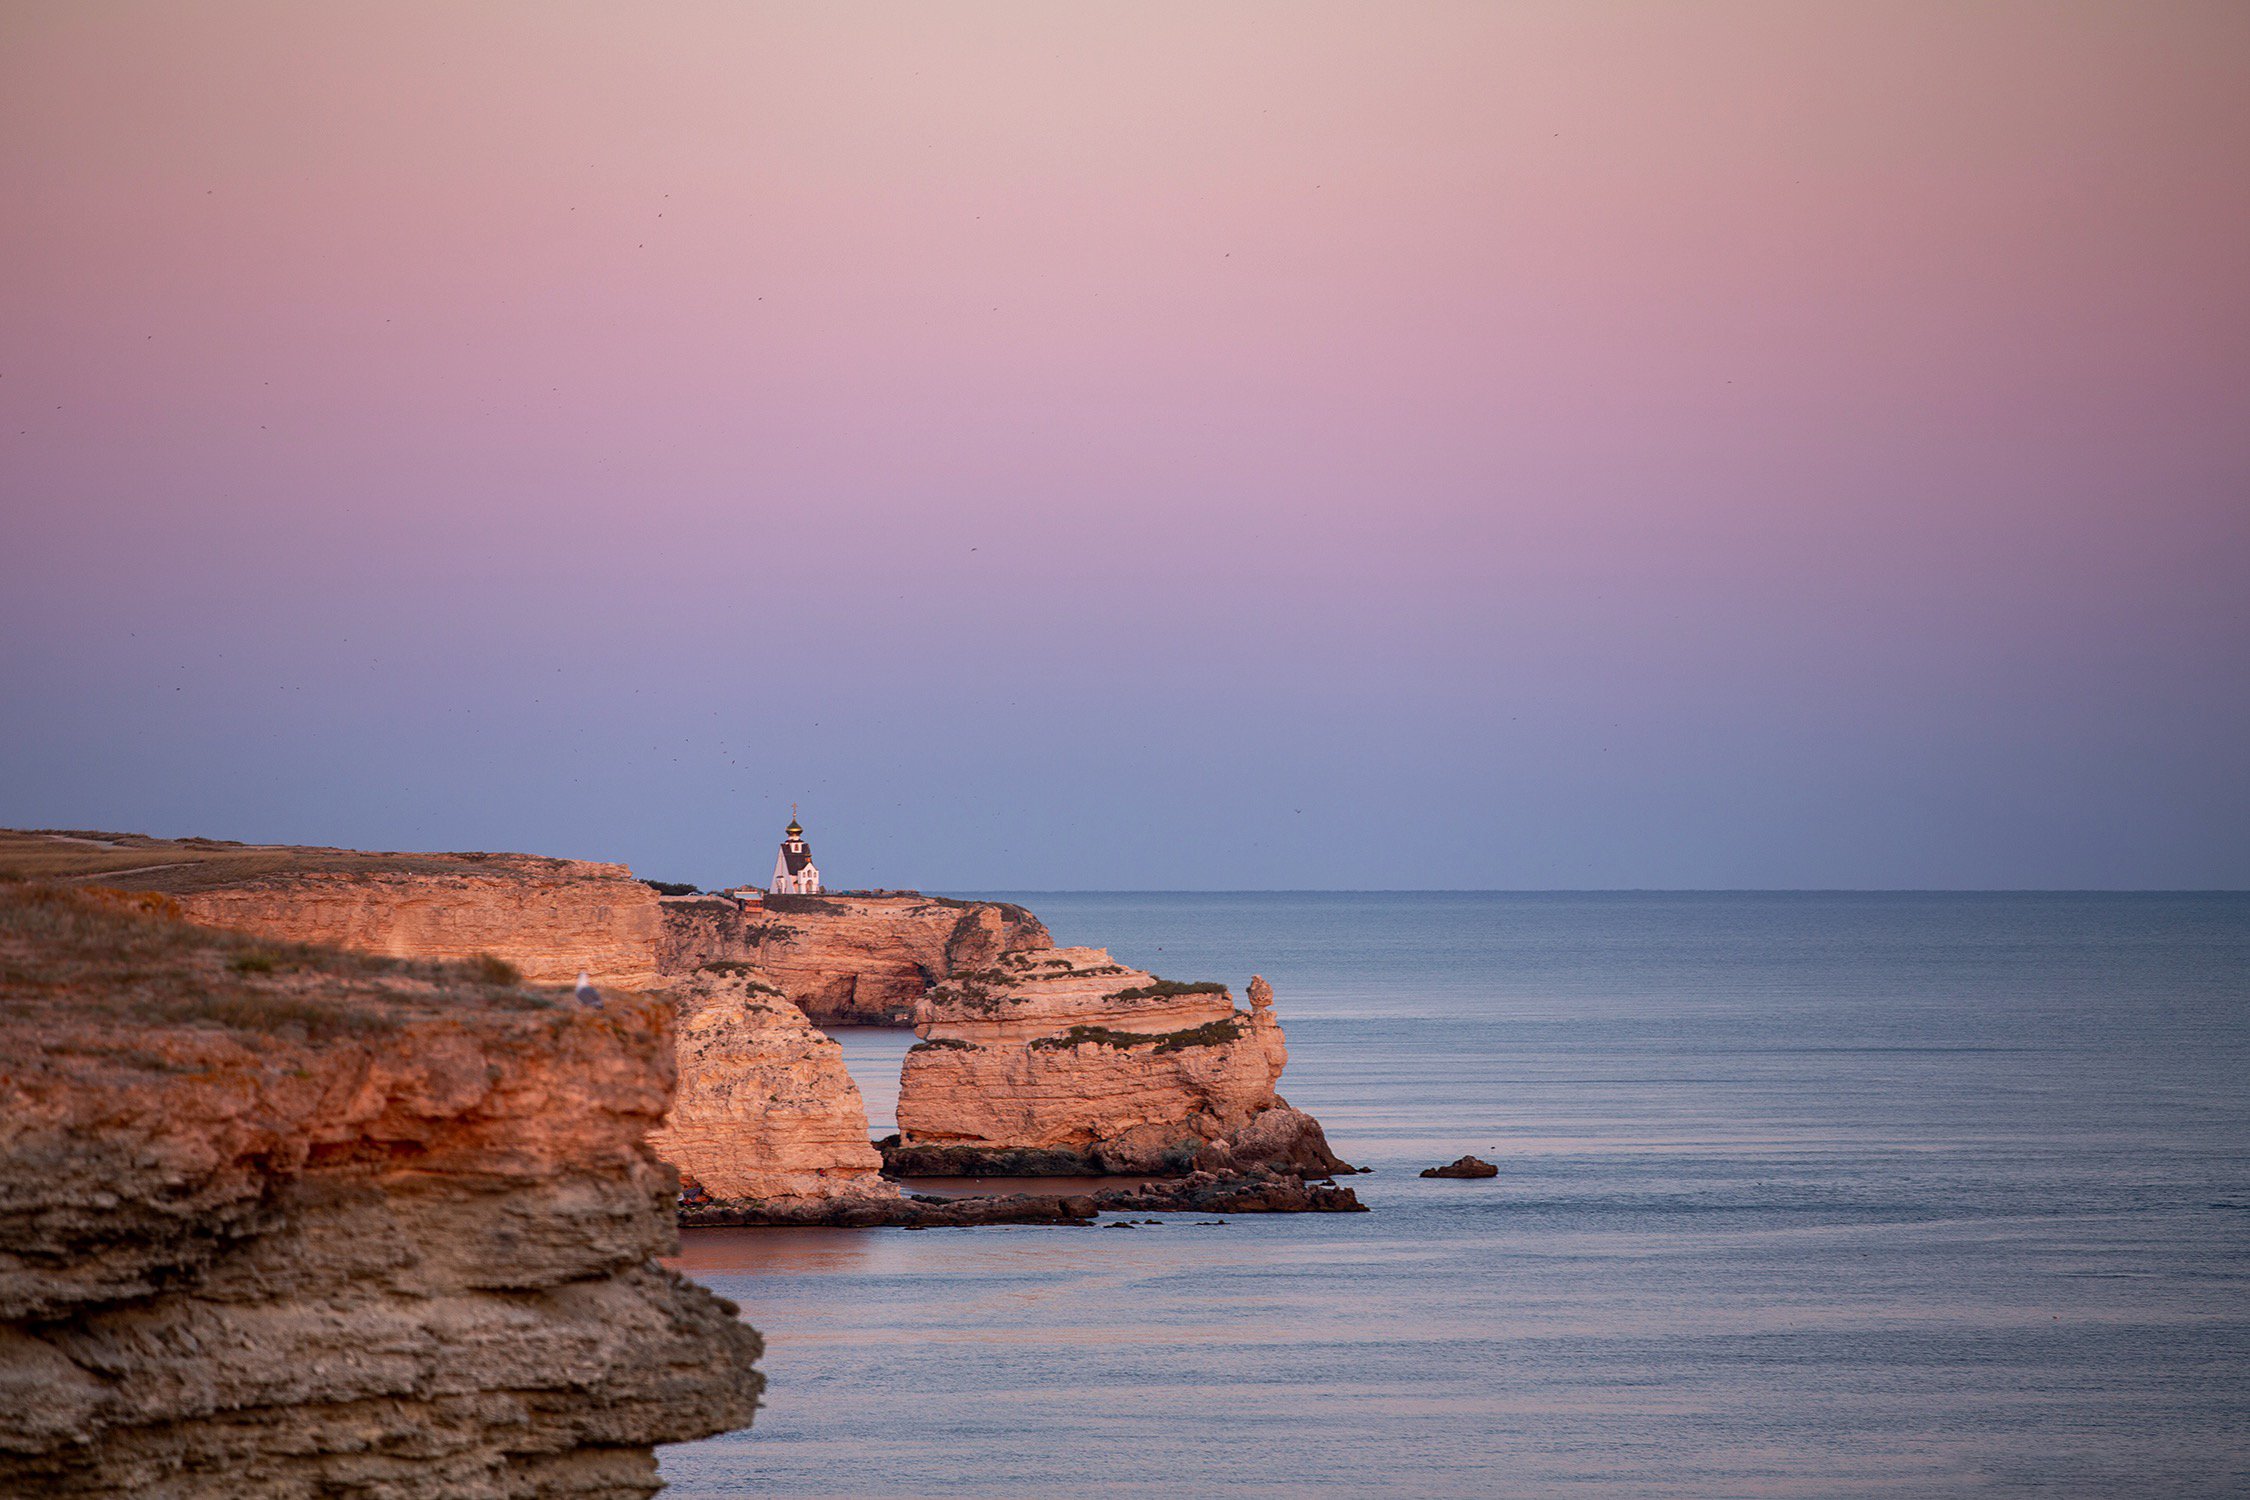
[892,958,1357,1177]
[678,1166,1365,1227]
[1421,1154,1501,1178]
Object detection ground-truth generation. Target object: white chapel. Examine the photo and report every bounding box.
[769,815,822,895]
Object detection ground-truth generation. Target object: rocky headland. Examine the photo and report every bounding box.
[0,880,762,1497]
[656,891,1051,1024]
[1,829,1360,1233]
[893,955,1353,1177]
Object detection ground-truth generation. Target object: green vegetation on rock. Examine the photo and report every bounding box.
[1029,1015,1245,1053]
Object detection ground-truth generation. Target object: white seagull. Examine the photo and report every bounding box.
[575,970,603,1008]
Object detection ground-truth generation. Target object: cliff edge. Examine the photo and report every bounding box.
[0,881,762,1498]
[658,891,1051,1025]
[0,829,664,990]
[652,965,900,1209]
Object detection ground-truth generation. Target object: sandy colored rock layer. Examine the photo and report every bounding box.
[0,884,761,1499]
[173,861,665,990]
[659,892,1052,1024]
[897,956,1352,1175]
[0,831,670,991]
[652,967,899,1207]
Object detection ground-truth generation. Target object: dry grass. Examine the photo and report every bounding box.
[0,828,587,895]
[0,881,562,1044]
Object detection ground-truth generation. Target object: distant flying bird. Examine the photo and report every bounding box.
[575,970,603,1008]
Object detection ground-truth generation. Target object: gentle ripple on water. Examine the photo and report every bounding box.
[661,892,2250,1498]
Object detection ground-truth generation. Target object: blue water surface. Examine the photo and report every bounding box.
[661,892,2250,1498]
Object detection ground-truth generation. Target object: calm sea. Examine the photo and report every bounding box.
[660,892,2250,1498]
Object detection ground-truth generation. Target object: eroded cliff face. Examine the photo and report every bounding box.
[0,884,761,1499]
[173,857,665,990]
[895,953,1349,1175]
[652,967,898,1208]
[0,832,669,991]
[658,893,1052,1025]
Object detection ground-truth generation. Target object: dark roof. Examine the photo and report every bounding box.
[782,844,814,874]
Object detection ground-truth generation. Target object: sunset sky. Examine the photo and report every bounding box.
[4,2,2245,889]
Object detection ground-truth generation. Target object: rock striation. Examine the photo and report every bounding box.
[657,892,1052,1025]
[651,966,900,1210]
[894,957,1351,1176]
[170,857,665,991]
[0,882,761,1498]
[1,831,1359,1221]
[0,831,666,990]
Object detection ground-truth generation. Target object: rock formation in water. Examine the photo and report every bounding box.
[0,882,762,1498]
[893,955,1352,1176]
[657,892,1052,1024]
[651,965,900,1210]
[1421,1154,1500,1179]
[1,831,1357,1216]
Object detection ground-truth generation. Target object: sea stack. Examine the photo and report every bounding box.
[891,952,1351,1176]
[652,965,901,1210]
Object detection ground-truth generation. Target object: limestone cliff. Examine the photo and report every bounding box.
[174,862,665,990]
[0,883,762,1498]
[651,967,899,1208]
[0,831,665,989]
[657,892,1052,1025]
[895,954,1349,1175]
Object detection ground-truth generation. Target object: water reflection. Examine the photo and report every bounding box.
[662,893,2250,1499]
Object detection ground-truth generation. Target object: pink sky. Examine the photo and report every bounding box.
[3,2,2245,887]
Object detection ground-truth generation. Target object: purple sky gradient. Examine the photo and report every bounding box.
[4,2,2246,889]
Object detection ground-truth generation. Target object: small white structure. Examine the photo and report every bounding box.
[769,815,822,895]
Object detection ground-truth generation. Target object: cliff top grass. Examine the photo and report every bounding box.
[1029,1015,1247,1053]
[0,880,569,1046]
[1107,979,1231,1003]
[0,828,619,896]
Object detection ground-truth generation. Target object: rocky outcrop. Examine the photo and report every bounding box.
[651,967,899,1210]
[658,892,1052,1025]
[894,956,1352,1176]
[679,1189,1099,1230]
[1422,1154,1499,1179]
[0,833,671,991]
[0,883,761,1498]
[676,1165,1368,1227]
[1090,1168,1367,1215]
[171,858,666,991]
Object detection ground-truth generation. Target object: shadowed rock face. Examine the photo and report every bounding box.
[895,956,1353,1176]
[0,884,762,1499]
[652,968,900,1208]
[658,893,1052,1025]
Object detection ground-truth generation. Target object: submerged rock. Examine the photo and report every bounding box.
[676,1166,1363,1227]
[658,891,1052,1025]
[680,1192,1098,1229]
[1421,1154,1500,1179]
[1091,1167,1368,1215]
